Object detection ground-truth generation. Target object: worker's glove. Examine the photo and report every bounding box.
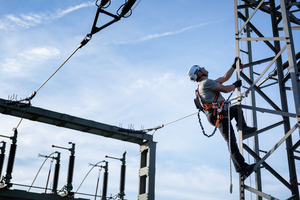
[232,57,241,69]
[233,80,242,88]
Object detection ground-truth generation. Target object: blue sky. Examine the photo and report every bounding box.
[0,1,299,200]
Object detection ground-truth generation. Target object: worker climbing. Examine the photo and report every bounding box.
[187,57,257,177]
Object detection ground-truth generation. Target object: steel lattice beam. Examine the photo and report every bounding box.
[0,98,152,145]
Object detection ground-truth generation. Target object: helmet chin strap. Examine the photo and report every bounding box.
[197,69,208,80]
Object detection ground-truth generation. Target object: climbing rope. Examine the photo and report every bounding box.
[228,101,233,194]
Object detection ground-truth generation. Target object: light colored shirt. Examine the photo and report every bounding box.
[198,79,225,103]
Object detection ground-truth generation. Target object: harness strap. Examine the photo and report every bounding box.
[198,90,226,128]
[195,87,227,134]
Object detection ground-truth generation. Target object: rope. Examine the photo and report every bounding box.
[145,111,198,133]
[228,101,233,194]
[163,112,198,127]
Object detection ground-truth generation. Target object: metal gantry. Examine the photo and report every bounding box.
[0,99,156,200]
[234,0,300,199]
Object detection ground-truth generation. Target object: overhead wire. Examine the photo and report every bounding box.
[35,46,82,95]
[75,160,105,193]
[132,0,142,11]
[10,37,84,132]
[28,152,57,192]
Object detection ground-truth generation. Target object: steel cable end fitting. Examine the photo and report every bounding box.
[153,124,164,130]
[96,0,111,8]
[79,34,92,48]
[28,91,37,101]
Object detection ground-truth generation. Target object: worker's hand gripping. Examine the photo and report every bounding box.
[233,80,242,88]
[232,57,242,69]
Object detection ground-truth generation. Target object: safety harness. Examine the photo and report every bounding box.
[195,84,234,192]
[194,87,227,137]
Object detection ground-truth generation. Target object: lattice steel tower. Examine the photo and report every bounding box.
[234,0,300,199]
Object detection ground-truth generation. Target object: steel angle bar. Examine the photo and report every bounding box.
[290,139,300,153]
[240,73,281,111]
[238,0,266,34]
[237,1,270,9]
[244,185,279,200]
[240,0,272,13]
[238,12,277,53]
[241,105,297,118]
[244,45,287,96]
[253,123,299,171]
[294,155,300,160]
[289,2,300,6]
[242,120,285,140]
[243,144,293,190]
[239,37,286,41]
[279,26,300,30]
[286,195,298,200]
[291,26,300,30]
[258,80,278,89]
[242,57,274,69]
[241,0,300,25]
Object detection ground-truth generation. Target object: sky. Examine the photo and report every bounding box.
[0,1,299,200]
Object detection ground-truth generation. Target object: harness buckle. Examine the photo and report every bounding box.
[212,102,219,108]
[217,101,225,113]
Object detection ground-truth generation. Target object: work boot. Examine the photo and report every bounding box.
[242,126,257,135]
[240,163,255,178]
[237,126,257,135]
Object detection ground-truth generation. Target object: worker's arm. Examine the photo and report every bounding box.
[215,83,235,93]
[215,57,241,84]
[215,67,235,84]
[215,80,241,93]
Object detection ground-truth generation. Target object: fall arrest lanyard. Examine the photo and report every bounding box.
[195,88,227,137]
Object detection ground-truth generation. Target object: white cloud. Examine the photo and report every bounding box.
[156,164,237,200]
[1,46,60,75]
[0,2,94,30]
[19,47,60,61]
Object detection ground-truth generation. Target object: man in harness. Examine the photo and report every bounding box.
[187,57,256,177]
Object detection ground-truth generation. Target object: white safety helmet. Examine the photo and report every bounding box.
[187,65,200,81]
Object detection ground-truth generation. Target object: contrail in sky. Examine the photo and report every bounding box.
[110,20,224,45]
[0,2,94,30]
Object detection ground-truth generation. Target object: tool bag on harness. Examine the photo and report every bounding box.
[194,89,204,112]
[194,88,226,137]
